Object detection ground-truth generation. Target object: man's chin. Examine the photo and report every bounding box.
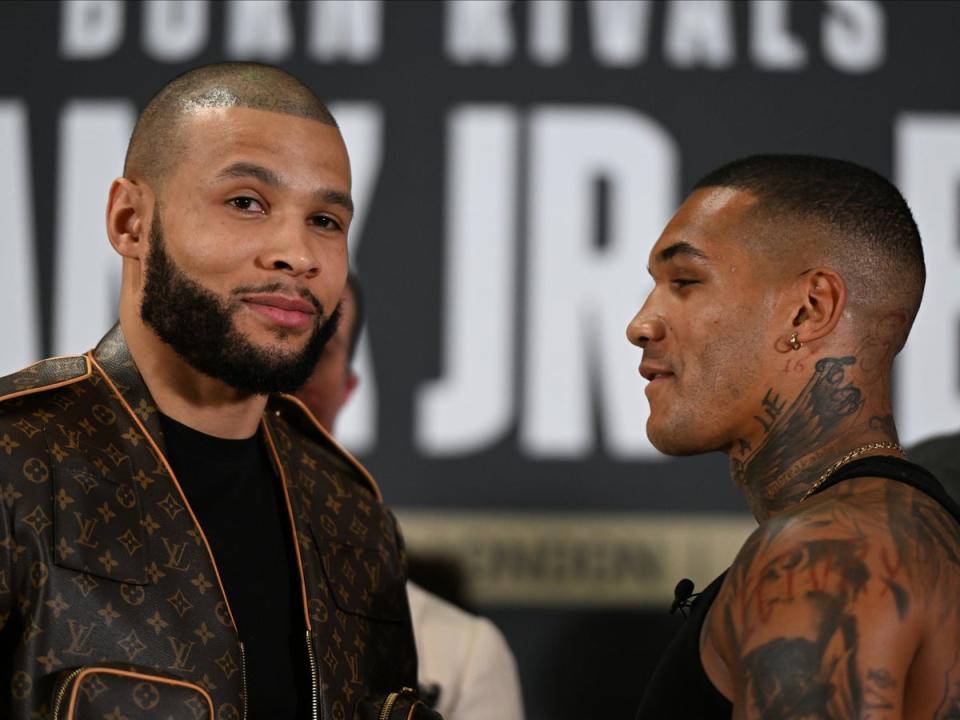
[150,321,326,396]
[237,317,316,347]
[245,336,312,359]
[646,420,710,456]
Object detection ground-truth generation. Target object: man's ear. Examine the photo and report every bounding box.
[106,177,152,258]
[786,267,847,347]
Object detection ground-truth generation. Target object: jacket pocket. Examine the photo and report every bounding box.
[50,450,148,585]
[313,532,407,623]
[51,665,214,720]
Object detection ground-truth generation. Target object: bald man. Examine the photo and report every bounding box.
[0,63,434,720]
[297,275,525,720]
[630,155,960,718]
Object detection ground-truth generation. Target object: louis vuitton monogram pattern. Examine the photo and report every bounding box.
[0,325,419,720]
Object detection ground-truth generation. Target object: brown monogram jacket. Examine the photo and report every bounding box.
[0,326,423,720]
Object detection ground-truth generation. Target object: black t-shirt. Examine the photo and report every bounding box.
[159,413,310,719]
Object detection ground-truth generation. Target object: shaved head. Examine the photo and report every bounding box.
[693,154,925,352]
[124,62,338,188]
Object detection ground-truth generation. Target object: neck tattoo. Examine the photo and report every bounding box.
[799,441,903,502]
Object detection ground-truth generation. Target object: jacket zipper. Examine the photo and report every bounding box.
[50,667,84,720]
[306,630,320,720]
[378,691,400,720]
[262,419,323,720]
[378,687,417,720]
[239,641,248,720]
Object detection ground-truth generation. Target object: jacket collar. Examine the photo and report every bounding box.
[90,323,168,454]
[87,325,378,498]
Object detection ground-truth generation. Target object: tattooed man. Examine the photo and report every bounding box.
[630,155,960,719]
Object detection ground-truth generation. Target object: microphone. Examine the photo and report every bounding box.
[671,578,697,617]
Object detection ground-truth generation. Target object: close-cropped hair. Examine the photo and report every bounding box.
[694,154,925,326]
[695,154,923,280]
[124,62,338,186]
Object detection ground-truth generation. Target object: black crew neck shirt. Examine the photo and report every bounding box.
[159,413,310,719]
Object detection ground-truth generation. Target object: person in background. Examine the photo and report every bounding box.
[628,155,960,718]
[296,274,526,720]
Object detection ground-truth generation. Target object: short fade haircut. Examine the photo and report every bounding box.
[694,154,925,348]
[124,62,338,187]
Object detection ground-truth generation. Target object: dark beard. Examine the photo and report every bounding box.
[140,214,340,395]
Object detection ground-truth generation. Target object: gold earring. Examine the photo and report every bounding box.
[789,332,803,351]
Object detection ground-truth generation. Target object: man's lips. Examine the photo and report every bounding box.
[241,293,317,329]
[639,362,674,383]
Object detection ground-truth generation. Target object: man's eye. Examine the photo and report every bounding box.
[228,197,264,213]
[311,215,341,231]
[671,278,700,288]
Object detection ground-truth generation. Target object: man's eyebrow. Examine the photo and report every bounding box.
[655,241,710,264]
[215,161,283,187]
[316,189,354,215]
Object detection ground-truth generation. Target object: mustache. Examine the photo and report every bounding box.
[231,282,324,314]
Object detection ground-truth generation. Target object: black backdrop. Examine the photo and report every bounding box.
[3,2,960,717]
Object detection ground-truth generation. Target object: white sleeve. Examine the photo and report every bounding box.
[408,582,525,720]
[451,616,525,720]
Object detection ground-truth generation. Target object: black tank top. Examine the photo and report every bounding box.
[634,456,958,719]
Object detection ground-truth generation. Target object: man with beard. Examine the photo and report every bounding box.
[630,155,960,718]
[0,63,433,720]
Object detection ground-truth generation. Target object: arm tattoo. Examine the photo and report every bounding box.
[719,480,960,719]
[739,536,870,718]
[935,659,960,719]
[720,519,883,718]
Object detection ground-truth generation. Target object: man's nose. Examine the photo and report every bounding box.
[258,225,320,278]
[626,312,666,348]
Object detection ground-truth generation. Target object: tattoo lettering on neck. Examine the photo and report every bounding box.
[753,389,786,433]
[733,356,864,515]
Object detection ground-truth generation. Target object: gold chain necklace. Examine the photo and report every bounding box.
[800,441,903,502]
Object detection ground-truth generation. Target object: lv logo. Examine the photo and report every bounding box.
[58,424,82,450]
[74,512,99,549]
[65,618,95,656]
[345,652,361,684]
[161,537,191,572]
[323,470,349,498]
[167,636,197,672]
[363,562,380,588]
